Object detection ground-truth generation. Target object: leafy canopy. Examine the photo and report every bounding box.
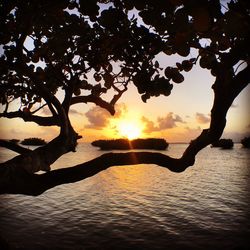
[0,0,249,118]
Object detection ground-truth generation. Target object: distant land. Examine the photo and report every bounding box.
[20,137,47,146]
[241,137,250,148]
[91,138,169,150]
[211,139,234,149]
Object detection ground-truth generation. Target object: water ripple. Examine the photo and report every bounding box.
[0,144,249,249]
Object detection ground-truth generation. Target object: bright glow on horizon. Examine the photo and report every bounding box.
[117,120,143,140]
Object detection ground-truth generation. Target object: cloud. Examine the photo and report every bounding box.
[84,103,128,130]
[142,112,185,133]
[183,126,202,141]
[184,126,202,133]
[113,103,127,118]
[69,108,83,116]
[195,112,210,124]
[40,107,52,116]
[38,126,60,139]
[141,116,159,132]
[85,106,111,130]
[163,126,202,143]
[158,113,185,130]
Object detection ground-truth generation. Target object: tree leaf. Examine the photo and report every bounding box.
[191,7,211,32]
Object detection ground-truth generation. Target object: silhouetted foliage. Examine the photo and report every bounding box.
[21,138,46,146]
[9,139,19,144]
[0,0,249,195]
[211,138,234,149]
[241,137,250,148]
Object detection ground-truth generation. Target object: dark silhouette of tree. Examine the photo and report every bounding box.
[0,0,249,195]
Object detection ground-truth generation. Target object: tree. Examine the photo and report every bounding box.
[0,0,249,195]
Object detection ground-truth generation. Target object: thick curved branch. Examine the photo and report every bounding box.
[71,95,115,115]
[0,110,59,126]
[0,139,31,154]
[1,64,249,195]
[0,151,185,196]
[31,82,69,136]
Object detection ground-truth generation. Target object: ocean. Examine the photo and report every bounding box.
[0,143,250,249]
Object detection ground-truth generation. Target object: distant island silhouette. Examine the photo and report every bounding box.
[21,137,47,146]
[91,138,169,150]
[211,139,234,149]
[241,137,250,148]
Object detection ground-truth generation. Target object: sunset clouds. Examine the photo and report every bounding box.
[1,98,248,142]
[84,102,187,138]
[85,106,111,129]
[195,112,210,124]
[85,103,127,130]
[142,112,185,133]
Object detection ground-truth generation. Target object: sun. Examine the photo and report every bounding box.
[117,120,143,140]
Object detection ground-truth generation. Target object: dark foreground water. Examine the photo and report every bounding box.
[0,143,250,249]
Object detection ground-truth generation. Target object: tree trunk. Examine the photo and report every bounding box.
[0,69,249,195]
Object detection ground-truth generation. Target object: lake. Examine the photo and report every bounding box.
[0,143,250,249]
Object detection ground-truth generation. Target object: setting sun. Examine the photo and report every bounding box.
[117,120,143,140]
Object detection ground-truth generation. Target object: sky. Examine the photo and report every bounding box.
[1,2,249,143]
[0,56,249,143]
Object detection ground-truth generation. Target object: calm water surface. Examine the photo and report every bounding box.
[0,143,250,249]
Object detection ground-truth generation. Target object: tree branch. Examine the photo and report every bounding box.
[12,56,70,137]
[0,68,249,196]
[0,110,59,126]
[71,95,115,115]
[1,64,249,195]
[1,57,248,195]
[0,139,31,155]
[110,81,128,106]
[30,103,47,115]
[0,151,185,196]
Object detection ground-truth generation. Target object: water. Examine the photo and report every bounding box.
[0,143,250,249]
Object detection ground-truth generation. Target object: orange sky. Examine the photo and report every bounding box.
[0,63,249,143]
[1,3,249,143]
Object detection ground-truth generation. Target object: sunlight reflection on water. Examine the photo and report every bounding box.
[0,143,250,249]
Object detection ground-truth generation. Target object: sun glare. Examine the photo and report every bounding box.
[117,121,142,140]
